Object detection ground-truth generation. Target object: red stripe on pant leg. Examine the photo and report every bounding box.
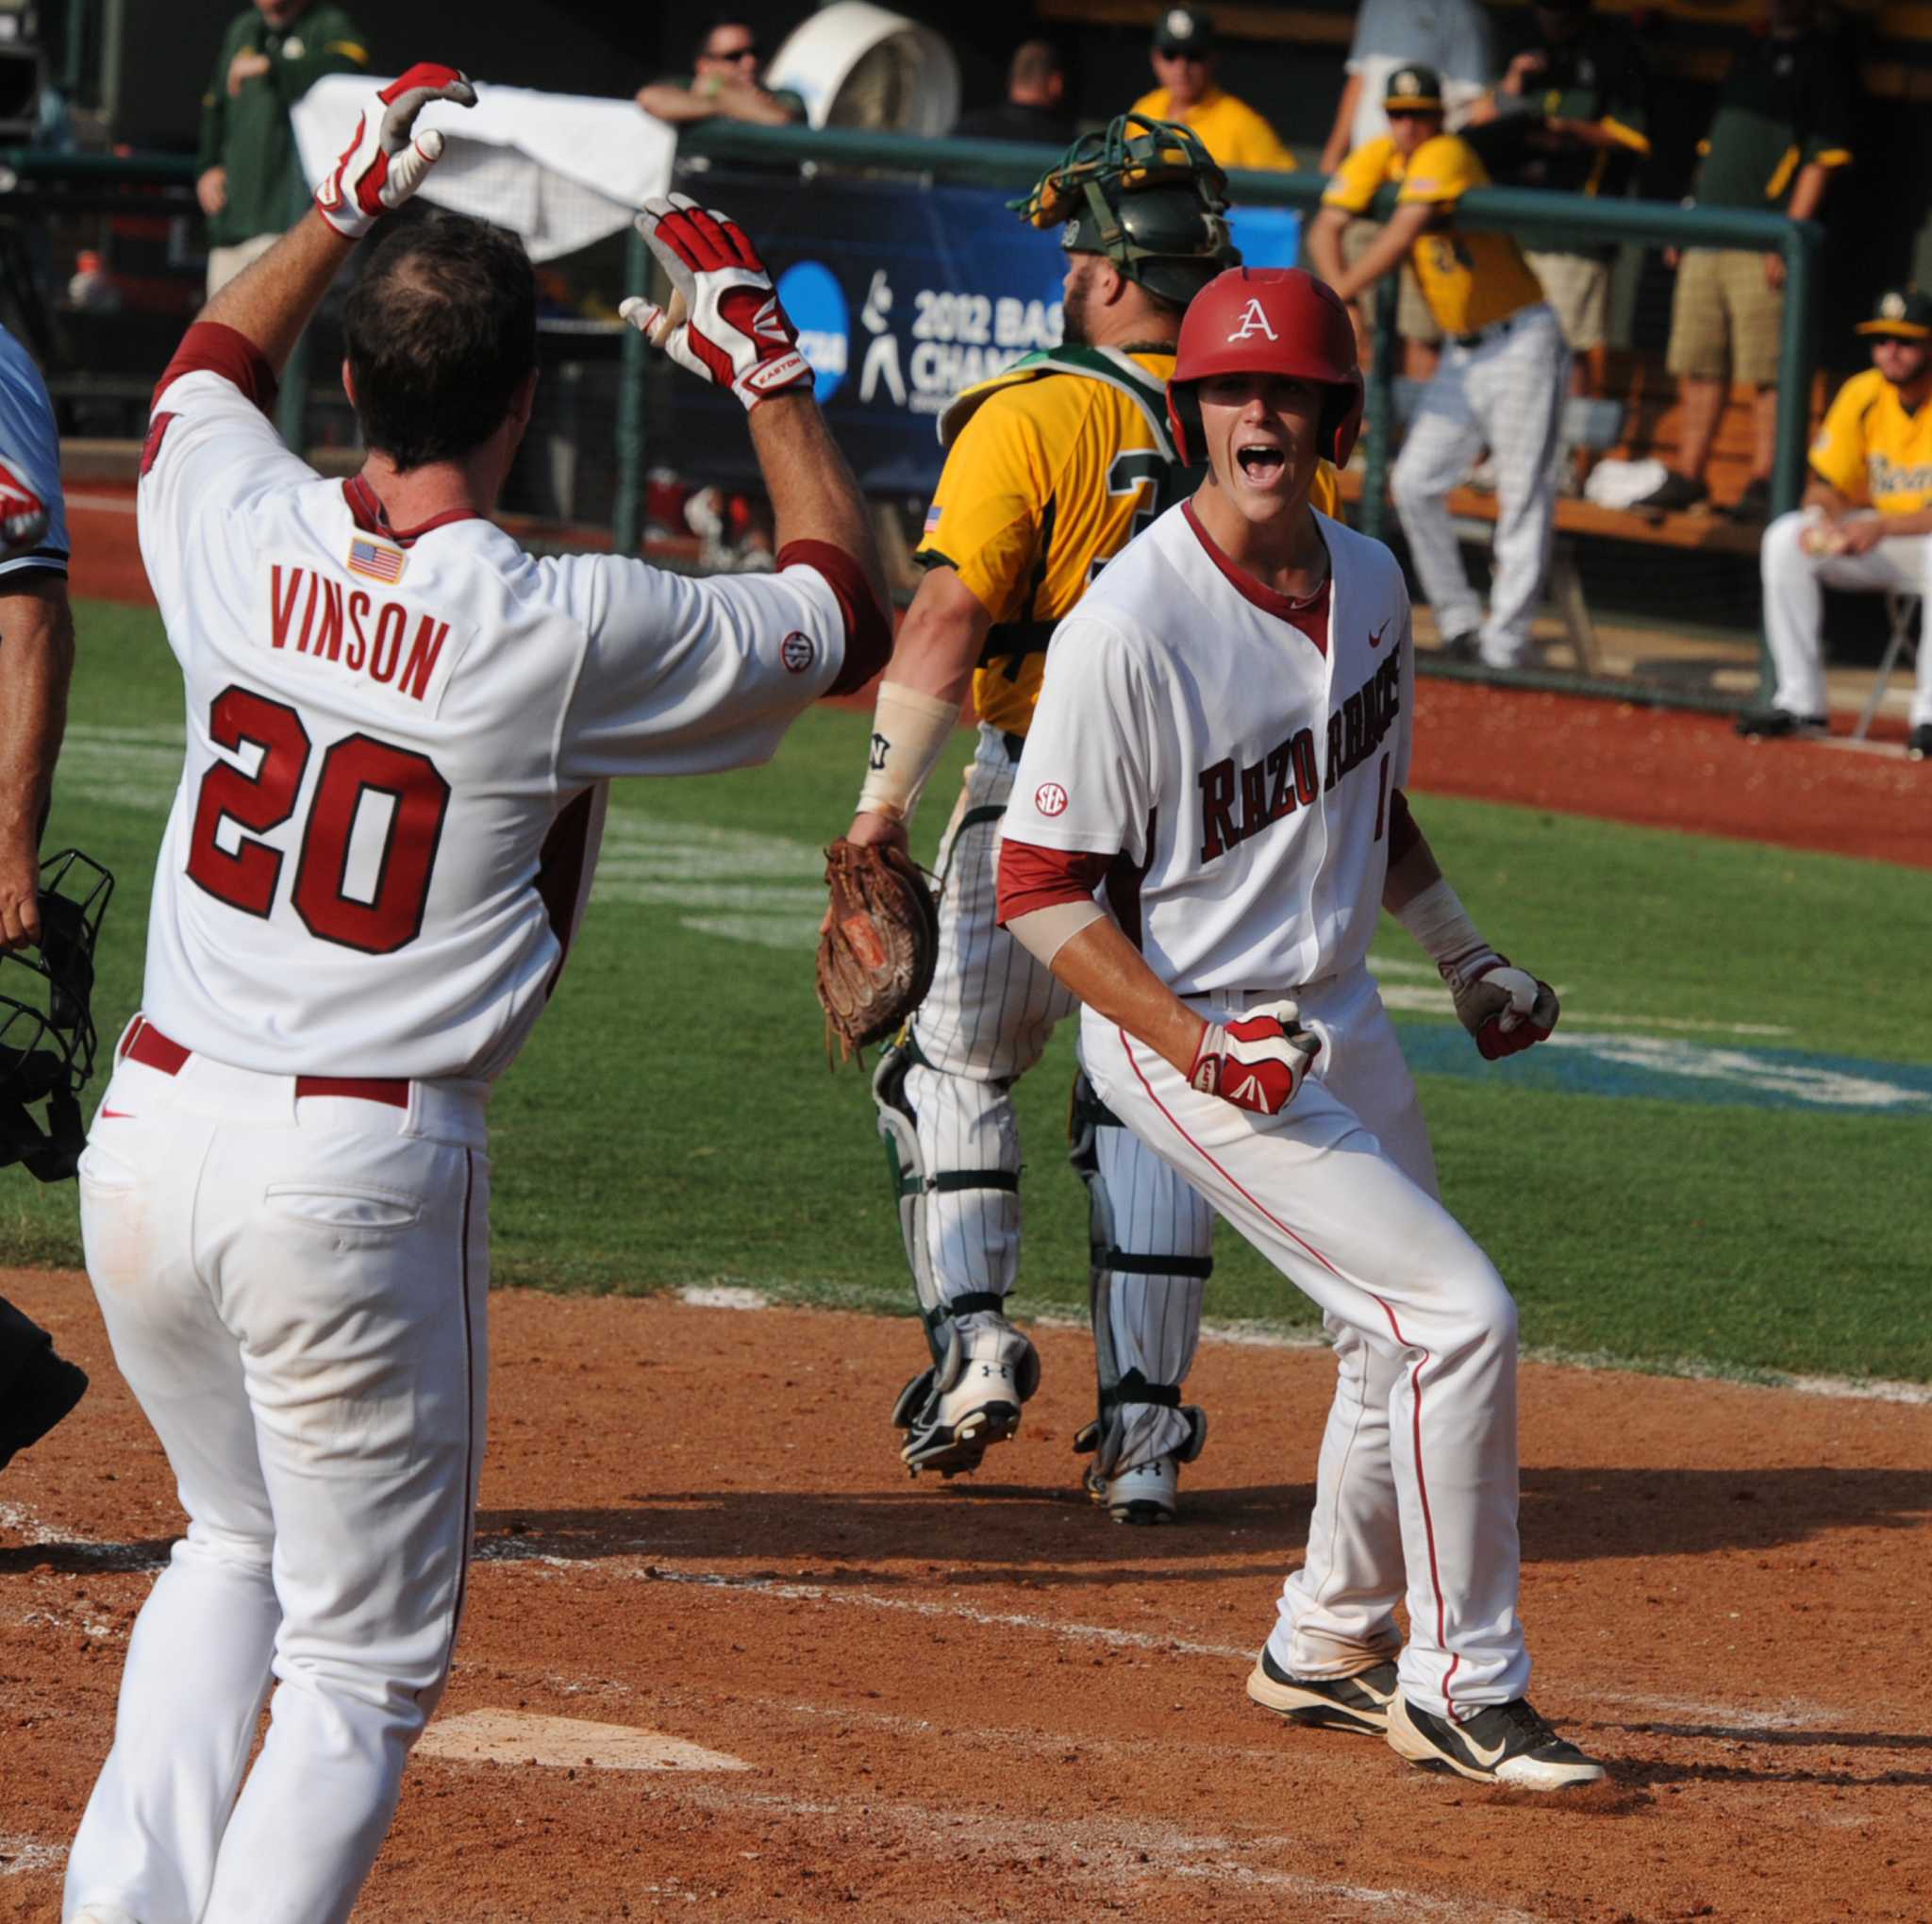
[1373,1294,1457,1711]
[1118,1025,1458,1707]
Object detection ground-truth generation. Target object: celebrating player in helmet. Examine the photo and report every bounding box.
[65,66,887,1924]
[995,266,1604,1788]
[841,117,1335,1522]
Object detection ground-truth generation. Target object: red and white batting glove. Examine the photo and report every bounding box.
[1189,1005,1321,1115]
[0,457,48,556]
[313,63,477,240]
[1441,948,1559,1061]
[620,193,812,410]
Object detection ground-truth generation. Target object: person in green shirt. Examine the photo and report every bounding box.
[197,0,371,294]
[1631,0,1854,522]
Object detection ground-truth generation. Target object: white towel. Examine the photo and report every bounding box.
[292,77,677,263]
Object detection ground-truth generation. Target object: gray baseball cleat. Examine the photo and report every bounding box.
[1084,1453,1180,1524]
[1245,1647,1398,1734]
[1386,1691,1606,1788]
[894,1309,1038,1478]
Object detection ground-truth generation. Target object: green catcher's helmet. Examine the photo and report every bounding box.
[1009,113,1240,310]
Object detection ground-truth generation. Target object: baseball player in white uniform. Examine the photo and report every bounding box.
[996,266,1603,1788]
[64,68,888,1924]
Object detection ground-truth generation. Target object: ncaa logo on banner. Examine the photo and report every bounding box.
[775,260,850,403]
[1227,298,1278,343]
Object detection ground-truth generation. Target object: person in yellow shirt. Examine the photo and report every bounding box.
[833,115,1334,1524]
[1744,288,1932,755]
[1310,63,1569,669]
[1130,7,1295,176]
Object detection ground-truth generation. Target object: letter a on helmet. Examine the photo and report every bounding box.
[1166,267,1364,468]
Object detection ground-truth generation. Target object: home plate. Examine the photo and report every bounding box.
[418,1711,748,1772]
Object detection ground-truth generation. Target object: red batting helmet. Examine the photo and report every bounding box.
[1166,267,1364,469]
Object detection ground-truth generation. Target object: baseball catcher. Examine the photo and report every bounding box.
[832,117,1341,1517]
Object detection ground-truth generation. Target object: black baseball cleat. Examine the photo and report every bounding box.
[1387,1692,1606,1789]
[1245,1647,1399,1735]
[1907,724,1932,761]
[0,1345,88,1472]
[1438,629,1481,664]
[1734,707,1827,741]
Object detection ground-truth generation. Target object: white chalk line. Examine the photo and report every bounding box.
[665,1782,1550,1923]
[0,1835,67,1878]
[668,1288,1932,1406]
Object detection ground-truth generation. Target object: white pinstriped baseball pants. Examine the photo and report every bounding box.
[1391,301,1571,668]
[1080,967,1531,1718]
[1761,510,1932,727]
[66,1044,488,1924]
[908,726,1214,1470]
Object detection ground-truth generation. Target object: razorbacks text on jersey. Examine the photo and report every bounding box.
[916,345,1339,738]
[137,323,873,1080]
[1005,499,1413,993]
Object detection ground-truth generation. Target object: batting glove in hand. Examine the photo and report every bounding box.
[1442,950,1559,1061]
[620,194,812,410]
[0,458,48,556]
[1189,1005,1321,1115]
[314,63,476,240]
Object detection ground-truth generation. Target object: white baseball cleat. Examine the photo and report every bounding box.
[897,1311,1038,1478]
[1386,1691,1606,1789]
[1085,1453,1179,1524]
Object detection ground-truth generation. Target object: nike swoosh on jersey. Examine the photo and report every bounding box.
[1371,619,1391,648]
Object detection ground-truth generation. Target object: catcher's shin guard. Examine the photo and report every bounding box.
[1068,1071,1209,1508]
[875,1036,1038,1476]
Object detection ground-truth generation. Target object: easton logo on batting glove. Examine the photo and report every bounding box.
[1189,1008,1321,1115]
[1441,948,1559,1061]
[0,457,48,556]
[620,194,812,410]
[314,63,476,240]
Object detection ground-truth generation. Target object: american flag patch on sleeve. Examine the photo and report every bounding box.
[347,536,406,584]
[923,503,942,533]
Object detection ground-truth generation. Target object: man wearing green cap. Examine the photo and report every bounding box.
[1743,289,1932,755]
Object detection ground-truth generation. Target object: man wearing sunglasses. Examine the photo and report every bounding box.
[637,20,805,128]
[1130,7,1294,175]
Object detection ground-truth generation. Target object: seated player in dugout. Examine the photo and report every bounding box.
[840,116,1337,1526]
[1130,6,1296,175]
[1741,287,1932,756]
[1311,64,1570,671]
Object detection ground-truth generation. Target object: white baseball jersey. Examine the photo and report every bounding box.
[1005,501,1413,995]
[0,319,68,576]
[137,323,870,1080]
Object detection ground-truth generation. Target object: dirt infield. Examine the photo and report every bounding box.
[4,1268,1927,1922]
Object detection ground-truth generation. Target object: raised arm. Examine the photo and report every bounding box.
[198,63,477,373]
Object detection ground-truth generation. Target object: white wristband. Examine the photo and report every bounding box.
[856,679,960,825]
[1392,877,1493,981]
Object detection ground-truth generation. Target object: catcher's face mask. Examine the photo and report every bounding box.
[0,848,113,1183]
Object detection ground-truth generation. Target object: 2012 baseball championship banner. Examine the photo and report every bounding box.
[656,174,1302,496]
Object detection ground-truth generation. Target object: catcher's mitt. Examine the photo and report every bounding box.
[816,838,939,1063]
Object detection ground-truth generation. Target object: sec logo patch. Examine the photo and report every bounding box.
[1034,781,1069,817]
[780,631,816,673]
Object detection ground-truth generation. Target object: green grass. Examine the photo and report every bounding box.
[9,597,1930,1384]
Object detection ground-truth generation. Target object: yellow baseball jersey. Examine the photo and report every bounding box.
[1129,85,1296,174]
[916,348,1339,738]
[1808,368,1932,513]
[1324,132,1544,338]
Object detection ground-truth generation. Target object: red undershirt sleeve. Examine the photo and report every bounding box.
[996,836,1111,925]
[152,321,279,416]
[776,538,892,695]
